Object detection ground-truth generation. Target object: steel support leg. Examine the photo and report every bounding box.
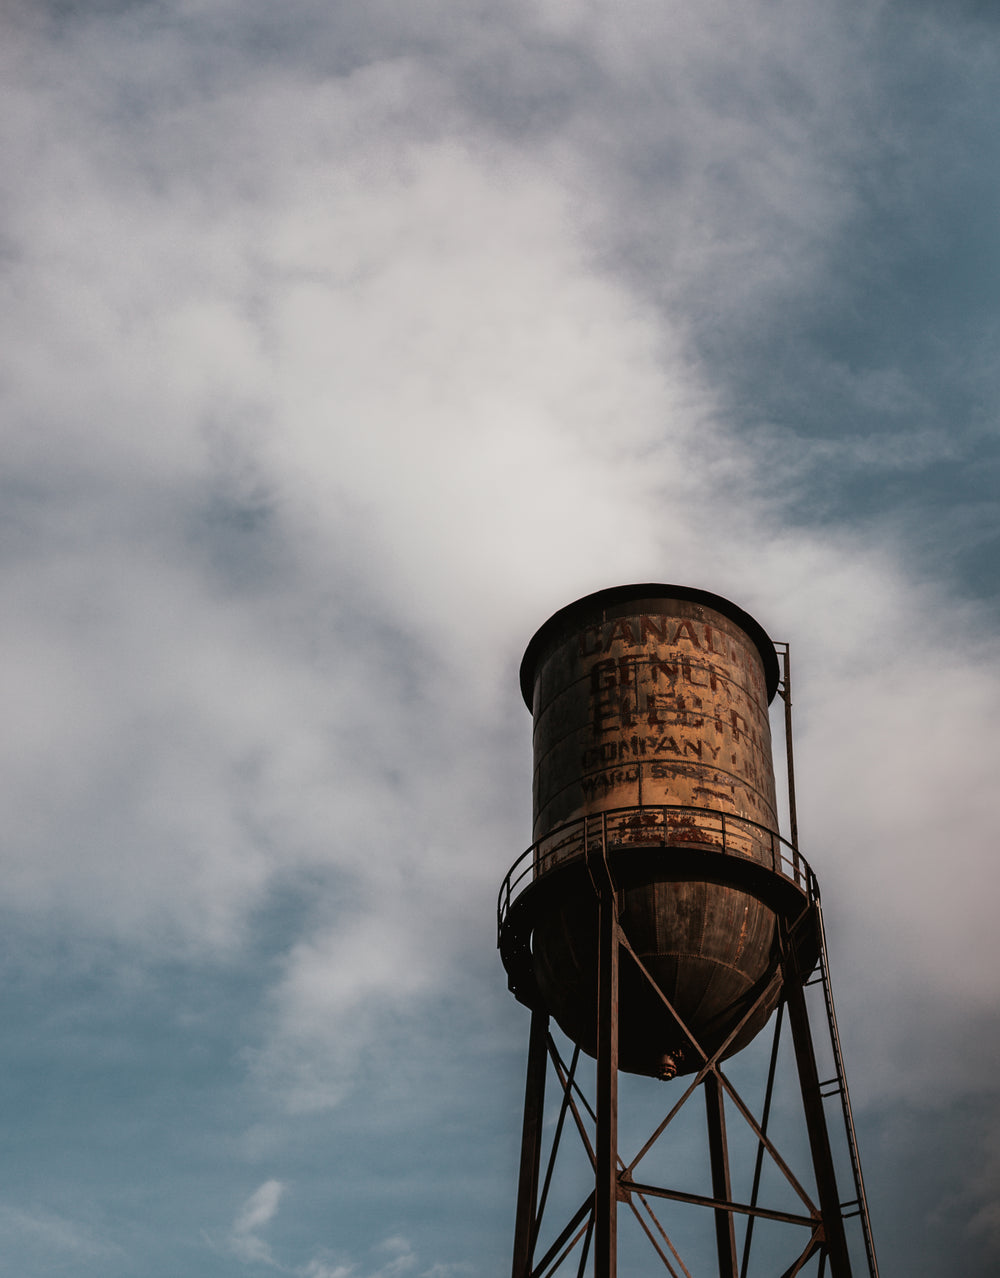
[595,887,619,1277]
[705,1071,739,1278]
[512,1007,549,1278]
[785,980,853,1277]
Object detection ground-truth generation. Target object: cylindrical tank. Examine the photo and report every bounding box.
[513,584,804,1079]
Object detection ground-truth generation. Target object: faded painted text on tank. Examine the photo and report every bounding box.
[531,606,778,850]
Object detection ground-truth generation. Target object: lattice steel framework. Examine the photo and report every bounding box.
[499,647,878,1278]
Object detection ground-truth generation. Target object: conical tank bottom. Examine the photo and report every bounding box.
[531,868,782,1078]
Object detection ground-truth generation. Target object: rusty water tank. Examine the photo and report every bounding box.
[499,584,817,1079]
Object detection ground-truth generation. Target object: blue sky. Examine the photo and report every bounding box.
[1,1,999,1274]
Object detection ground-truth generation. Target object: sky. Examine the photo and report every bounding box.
[1,0,999,1274]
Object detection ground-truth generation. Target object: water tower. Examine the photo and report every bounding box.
[498,585,878,1277]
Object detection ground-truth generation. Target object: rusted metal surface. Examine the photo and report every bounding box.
[511,585,801,1078]
[511,1008,548,1278]
[595,886,619,1278]
[522,587,780,850]
[705,1071,739,1278]
[785,977,854,1275]
[498,804,816,926]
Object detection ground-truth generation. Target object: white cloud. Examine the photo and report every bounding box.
[302,1264,355,1278]
[0,7,722,962]
[230,1179,285,1265]
[0,1201,124,1265]
[0,0,996,1185]
[299,1234,468,1278]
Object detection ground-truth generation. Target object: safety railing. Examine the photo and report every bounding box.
[497,804,817,942]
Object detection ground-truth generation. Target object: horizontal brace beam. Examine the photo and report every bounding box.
[623,1180,819,1230]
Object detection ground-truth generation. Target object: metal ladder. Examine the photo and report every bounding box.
[805,902,880,1278]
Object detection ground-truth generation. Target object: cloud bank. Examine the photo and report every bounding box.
[1,1,998,1274]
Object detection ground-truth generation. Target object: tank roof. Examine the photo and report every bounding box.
[519,583,780,707]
